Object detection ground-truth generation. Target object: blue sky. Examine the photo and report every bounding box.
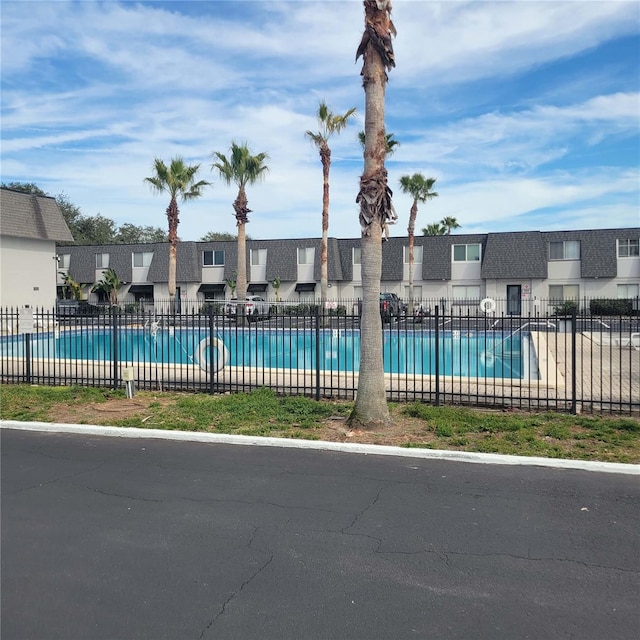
[2,0,639,241]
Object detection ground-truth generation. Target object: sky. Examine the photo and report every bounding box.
[1,0,639,242]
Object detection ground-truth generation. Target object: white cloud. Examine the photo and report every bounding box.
[1,0,638,242]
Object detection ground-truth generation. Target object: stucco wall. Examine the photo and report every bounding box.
[0,236,58,309]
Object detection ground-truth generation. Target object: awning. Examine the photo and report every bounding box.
[198,284,225,293]
[295,282,316,292]
[128,285,154,295]
[247,283,268,293]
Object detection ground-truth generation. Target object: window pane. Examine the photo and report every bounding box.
[353,247,361,264]
[299,248,314,264]
[96,253,109,268]
[618,284,639,298]
[549,285,563,300]
[564,285,579,299]
[453,245,466,261]
[414,246,423,263]
[214,250,225,266]
[549,242,563,260]
[203,251,213,266]
[565,241,580,260]
[467,244,480,261]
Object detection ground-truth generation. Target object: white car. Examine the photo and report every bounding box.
[226,295,270,320]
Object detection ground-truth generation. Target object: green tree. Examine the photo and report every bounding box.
[306,101,357,307]
[357,131,400,156]
[92,268,123,306]
[144,157,210,312]
[399,174,438,311]
[115,223,169,244]
[199,231,249,241]
[349,0,397,429]
[211,142,269,319]
[423,222,446,236]
[441,216,461,235]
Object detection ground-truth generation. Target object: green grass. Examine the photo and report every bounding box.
[1,384,638,464]
[400,403,640,463]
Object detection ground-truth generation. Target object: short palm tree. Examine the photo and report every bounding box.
[441,216,461,235]
[92,268,123,306]
[306,101,356,307]
[399,174,438,311]
[423,222,446,236]
[144,157,209,312]
[211,143,269,318]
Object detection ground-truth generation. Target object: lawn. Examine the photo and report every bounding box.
[1,384,639,464]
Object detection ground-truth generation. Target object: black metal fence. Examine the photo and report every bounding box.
[1,301,638,415]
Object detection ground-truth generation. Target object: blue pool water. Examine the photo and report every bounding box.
[7,328,532,379]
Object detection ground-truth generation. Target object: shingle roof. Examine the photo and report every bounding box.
[481,232,547,279]
[1,188,74,242]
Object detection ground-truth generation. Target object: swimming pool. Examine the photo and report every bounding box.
[9,327,535,380]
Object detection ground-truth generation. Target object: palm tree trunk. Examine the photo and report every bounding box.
[408,201,417,315]
[320,147,331,325]
[236,219,247,324]
[349,18,392,429]
[167,198,179,313]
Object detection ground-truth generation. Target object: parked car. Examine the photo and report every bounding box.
[379,292,406,321]
[56,299,103,317]
[226,295,270,321]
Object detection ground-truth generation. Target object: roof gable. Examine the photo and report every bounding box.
[1,188,74,243]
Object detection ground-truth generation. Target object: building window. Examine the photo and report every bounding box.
[203,250,224,266]
[57,254,70,269]
[250,249,266,266]
[549,240,580,260]
[549,284,579,302]
[618,284,639,298]
[96,253,109,269]
[133,252,153,267]
[298,247,314,265]
[618,239,639,258]
[452,285,481,301]
[452,244,480,262]
[353,247,361,265]
[404,245,423,263]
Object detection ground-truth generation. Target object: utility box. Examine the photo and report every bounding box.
[121,368,135,381]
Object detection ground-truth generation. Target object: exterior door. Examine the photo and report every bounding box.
[506,285,521,315]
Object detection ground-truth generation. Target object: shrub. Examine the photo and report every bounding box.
[589,298,633,316]
[552,300,579,316]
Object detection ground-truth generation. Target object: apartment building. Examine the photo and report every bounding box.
[55,228,640,314]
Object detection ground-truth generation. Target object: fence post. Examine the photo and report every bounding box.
[111,306,119,390]
[209,310,215,395]
[314,307,321,401]
[25,332,32,385]
[570,308,577,415]
[435,305,440,406]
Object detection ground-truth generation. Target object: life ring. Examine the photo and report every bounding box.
[480,351,495,367]
[479,297,496,314]
[196,337,229,373]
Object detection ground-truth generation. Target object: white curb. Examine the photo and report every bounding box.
[1,420,638,476]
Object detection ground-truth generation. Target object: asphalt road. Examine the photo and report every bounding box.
[2,428,639,640]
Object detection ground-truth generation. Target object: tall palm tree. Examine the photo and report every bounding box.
[144,157,209,312]
[399,174,438,312]
[441,216,461,235]
[306,101,356,308]
[423,222,446,236]
[357,131,400,156]
[211,142,269,319]
[348,0,397,430]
